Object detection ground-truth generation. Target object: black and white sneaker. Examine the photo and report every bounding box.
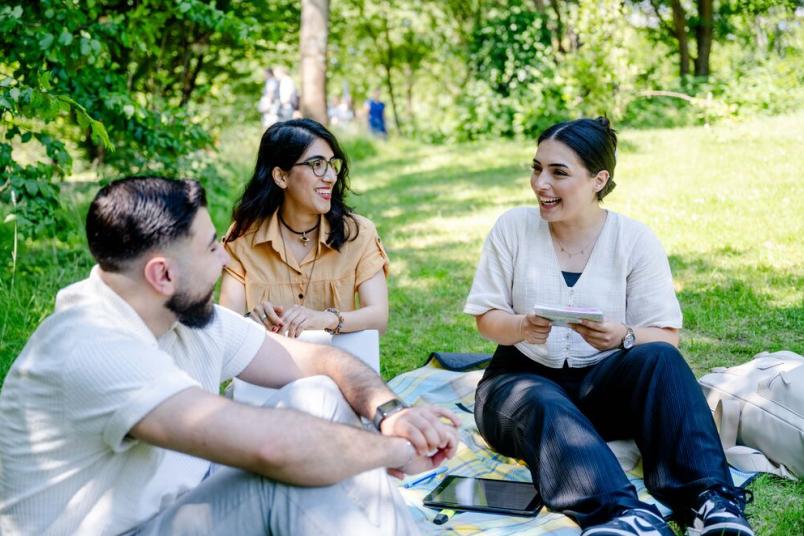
[687,486,754,536]
[582,508,675,536]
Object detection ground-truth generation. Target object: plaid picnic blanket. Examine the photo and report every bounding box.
[389,360,755,535]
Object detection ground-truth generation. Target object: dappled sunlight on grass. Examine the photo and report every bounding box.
[343,112,804,382]
[2,112,801,535]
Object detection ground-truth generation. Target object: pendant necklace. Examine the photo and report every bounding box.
[280,227,318,303]
[279,213,320,247]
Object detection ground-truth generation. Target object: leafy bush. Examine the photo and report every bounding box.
[1,0,298,239]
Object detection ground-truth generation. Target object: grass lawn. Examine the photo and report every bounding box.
[2,112,803,534]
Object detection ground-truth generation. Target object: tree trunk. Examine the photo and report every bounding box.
[694,0,713,77]
[300,0,329,124]
[405,65,416,133]
[381,13,402,133]
[670,0,690,77]
[549,0,566,53]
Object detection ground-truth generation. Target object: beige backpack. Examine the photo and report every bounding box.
[698,350,804,480]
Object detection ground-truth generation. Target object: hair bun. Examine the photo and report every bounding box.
[595,116,611,129]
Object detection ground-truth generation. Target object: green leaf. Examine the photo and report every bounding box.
[76,111,89,129]
[11,5,22,18]
[20,132,32,143]
[58,30,73,46]
[38,71,52,90]
[80,38,91,56]
[8,87,20,102]
[89,119,113,149]
[39,33,54,50]
[24,180,39,196]
[3,214,17,224]
[179,2,192,14]
[0,77,13,88]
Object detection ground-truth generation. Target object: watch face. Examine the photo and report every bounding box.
[373,398,407,430]
[623,329,635,349]
[379,398,404,416]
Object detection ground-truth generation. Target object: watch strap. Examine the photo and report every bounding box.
[372,398,407,430]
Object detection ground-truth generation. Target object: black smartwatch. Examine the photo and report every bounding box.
[372,398,408,430]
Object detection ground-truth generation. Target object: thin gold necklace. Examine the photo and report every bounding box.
[553,234,597,258]
[552,213,608,259]
[280,226,318,303]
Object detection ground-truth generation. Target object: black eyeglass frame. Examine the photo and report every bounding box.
[292,157,344,177]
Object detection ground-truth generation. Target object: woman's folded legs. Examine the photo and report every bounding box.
[475,370,647,528]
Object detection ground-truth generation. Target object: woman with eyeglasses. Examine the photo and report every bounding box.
[220,118,389,338]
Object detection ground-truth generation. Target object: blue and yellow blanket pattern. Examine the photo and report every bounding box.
[389,361,754,535]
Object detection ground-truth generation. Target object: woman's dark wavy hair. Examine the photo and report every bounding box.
[538,116,618,201]
[226,118,357,249]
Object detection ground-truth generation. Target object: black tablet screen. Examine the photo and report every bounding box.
[425,476,540,513]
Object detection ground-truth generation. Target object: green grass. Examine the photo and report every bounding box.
[2,113,803,534]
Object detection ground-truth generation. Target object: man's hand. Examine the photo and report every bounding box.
[521,313,552,344]
[571,319,627,351]
[380,405,460,459]
[387,447,454,480]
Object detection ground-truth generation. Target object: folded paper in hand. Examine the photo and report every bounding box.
[532,304,604,327]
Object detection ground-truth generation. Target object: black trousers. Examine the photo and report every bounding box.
[474,342,735,528]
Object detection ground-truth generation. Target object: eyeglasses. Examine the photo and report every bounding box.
[292,157,344,177]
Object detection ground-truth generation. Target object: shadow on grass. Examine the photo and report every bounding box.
[381,240,494,378]
[355,162,527,229]
[669,251,803,374]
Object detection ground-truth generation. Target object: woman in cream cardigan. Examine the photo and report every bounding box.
[465,117,753,536]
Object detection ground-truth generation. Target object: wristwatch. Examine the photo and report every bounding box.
[621,326,636,350]
[372,398,408,431]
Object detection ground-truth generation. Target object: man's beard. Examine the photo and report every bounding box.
[165,286,215,328]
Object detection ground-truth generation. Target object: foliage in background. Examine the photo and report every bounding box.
[0,0,299,240]
[327,0,804,140]
[3,1,803,241]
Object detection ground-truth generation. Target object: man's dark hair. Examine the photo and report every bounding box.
[226,118,357,249]
[538,116,618,201]
[86,176,207,272]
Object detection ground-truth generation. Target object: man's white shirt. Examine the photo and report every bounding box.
[0,267,265,535]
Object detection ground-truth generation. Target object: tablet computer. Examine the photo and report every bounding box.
[532,304,604,327]
[422,476,543,517]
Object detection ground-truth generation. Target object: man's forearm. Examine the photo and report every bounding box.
[132,388,413,486]
[258,334,405,424]
[251,406,412,485]
[305,344,396,420]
